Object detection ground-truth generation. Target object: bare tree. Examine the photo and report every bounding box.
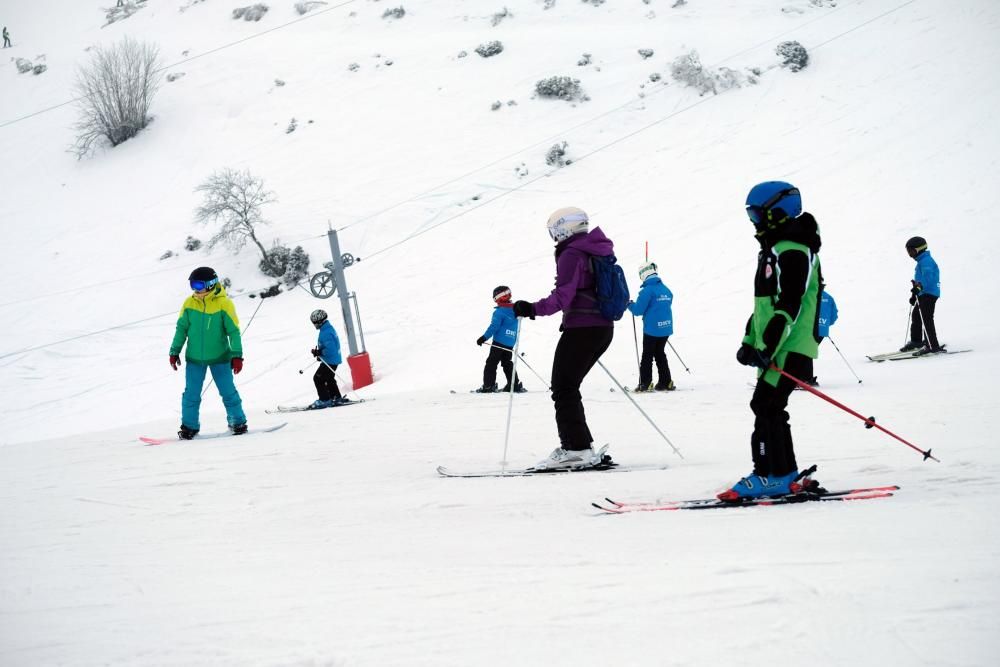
[194,169,278,270]
[72,36,162,157]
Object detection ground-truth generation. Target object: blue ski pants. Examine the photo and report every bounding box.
[181,361,246,430]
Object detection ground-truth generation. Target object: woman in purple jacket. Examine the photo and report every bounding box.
[513,207,616,470]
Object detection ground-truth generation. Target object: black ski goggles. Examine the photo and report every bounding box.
[190,277,218,292]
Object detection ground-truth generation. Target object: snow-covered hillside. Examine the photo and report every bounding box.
[2,1,999,665]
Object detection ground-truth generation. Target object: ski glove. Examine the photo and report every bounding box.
[910,280,922,295]
[736,343,771,370]
[512,300,536,319]
[909,295,917,306]
[311,347,321,357]
[169,355,181,370]
[476,336,487,346]
[231,357,243,374]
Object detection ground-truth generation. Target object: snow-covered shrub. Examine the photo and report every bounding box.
[347,62,360,71]
[491,101,502,111]
[71,36,163,157]
[577,53,592,66]
[286,118,298,133]
[670,50,745,96]
[15,58,33,74]
[32,64,48,75]
[514,162,529,178]
[104,0,148,27]
[160,250,175,260]
[535,76,585,101]
[457,50,468,59]
[545,141,571,167]
[491,7,512,26]
[260,242,311,286]
[233,4,269,21]
[294,1,327,15]
[274,78,286,87]
[382,6,405,19]
[475,41,504,58]
[581,0,605,6]
[638,48,654,59]
[776,41,809,72]
[166,72,186,82]
[649,72,662,82]
[185,236,202,251]
[543,0,556,8]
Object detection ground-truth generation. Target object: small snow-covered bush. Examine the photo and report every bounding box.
[577,53,592,66]
[670,50,745,96]
[294,1,327,15]
[105,0,148,26]
[286,118,298,134]
[32,64,48,75]
[776,41,809,72]
[649,72,662,82]
[491,7,512,26]
[475,41,504,58]
[232,4,269,21]
[15,58,34,74]
[491,101,502,111]
[382,6,405,19]
[274,78,286,87]
[166,72,186,82]
[535,76,585,101]
[260,242,311,286]
[160,250,175,260]
[545,141,571,167]
[638,49,654,59]
[582,0,605,6]
[185,236,202,251]
[347,62,360,71]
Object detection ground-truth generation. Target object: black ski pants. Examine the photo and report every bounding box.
[748,351,813,478]
[551,326,614,451]
[910,294,940,349]
[483,343,514,389]
[313,362,342,402]
[639,334,671,388]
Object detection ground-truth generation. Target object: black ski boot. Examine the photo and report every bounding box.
[475,384,498,393]
[500,381,527,393]
[230,422,248,435]
[178,425,199,440]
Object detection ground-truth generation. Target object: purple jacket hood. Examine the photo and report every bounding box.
[532,227,616,328]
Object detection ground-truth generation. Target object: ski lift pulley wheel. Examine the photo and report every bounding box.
[341,253,355,267]
[309,271,337,299]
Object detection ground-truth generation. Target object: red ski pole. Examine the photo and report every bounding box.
[769,365,939,462]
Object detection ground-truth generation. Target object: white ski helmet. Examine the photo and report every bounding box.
[546,207,589,242]
[638,261,658,282]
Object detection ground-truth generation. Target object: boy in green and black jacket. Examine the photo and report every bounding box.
[721,182,823,501]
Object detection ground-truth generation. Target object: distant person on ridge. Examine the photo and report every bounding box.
[899,236,943,355]
[512,207,619,470]
[2,27,11,49]
[309,309,345,409]
[475,285,523,393]
[169,267,247,439]
[725,182,823,501]
[626,260,674,392]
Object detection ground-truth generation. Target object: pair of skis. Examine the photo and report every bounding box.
[592,484,900,513]
[265,398,366,414]
[867,347,970,362]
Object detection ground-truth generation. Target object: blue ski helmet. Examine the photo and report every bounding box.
[745,181,801,230]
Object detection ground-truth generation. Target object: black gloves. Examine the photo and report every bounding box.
[909,295,916,306]
[736,343,772,370]
[311,348,321,357]
[512,300,536,319]
[910,280,922,296]
[476,336,486,346]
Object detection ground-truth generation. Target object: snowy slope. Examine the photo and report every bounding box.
[2,1,999,665]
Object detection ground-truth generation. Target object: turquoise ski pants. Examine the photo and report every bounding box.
[181,361,246,430]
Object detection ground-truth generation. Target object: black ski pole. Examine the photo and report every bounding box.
[826,336,862,384]
[666,338,691,374]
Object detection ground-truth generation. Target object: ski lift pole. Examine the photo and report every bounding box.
[666,338,691,374]
[826,336,862,384]
[768,364,938,462]
[597,360,684,460]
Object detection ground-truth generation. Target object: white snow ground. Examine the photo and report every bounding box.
[1,1,999,665]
